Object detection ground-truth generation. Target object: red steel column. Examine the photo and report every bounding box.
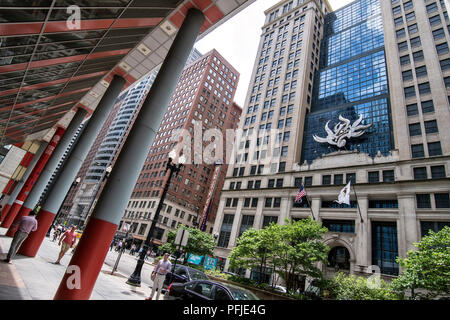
[19,75,125,259]
[53,8,205,300]
[0,127,65,229]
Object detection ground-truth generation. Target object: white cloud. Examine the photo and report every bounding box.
[195,0,355,106]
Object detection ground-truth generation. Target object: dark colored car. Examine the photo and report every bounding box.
[164,280,260,300]
[161,265,209,293]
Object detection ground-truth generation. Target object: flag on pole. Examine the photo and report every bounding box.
[335,181,351,205]
[295,185,307,203]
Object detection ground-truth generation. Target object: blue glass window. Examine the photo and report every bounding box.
[372,222,399,275]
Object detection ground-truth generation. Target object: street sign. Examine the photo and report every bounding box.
[187,254,203,265]
[204,255,217,270]
[174,228,189,246]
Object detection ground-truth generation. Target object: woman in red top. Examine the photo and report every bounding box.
[54,225,77,265]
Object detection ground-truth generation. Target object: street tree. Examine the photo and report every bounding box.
[390,226,450,299]
[160,225,216,262]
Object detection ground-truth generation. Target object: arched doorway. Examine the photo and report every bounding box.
[327,246,350,271]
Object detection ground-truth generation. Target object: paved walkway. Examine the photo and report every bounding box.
[0,227,163,300]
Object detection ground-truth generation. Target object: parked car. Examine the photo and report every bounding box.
[273,285,287,294]
[161,265,209,293]
[164,280,260,300]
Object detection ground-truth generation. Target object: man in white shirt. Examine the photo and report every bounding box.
[146,252,172,300]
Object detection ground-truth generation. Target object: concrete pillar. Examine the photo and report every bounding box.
[398,194,418,256]
[279,197,290,224]
[7,109,87,237]
[310,196,321,222]
[1,127,66,229]
[0,142,47,221]
[53,8,205,300]
[253,196,265,229]
[212,198,226,236]
[355,196,369,269]
[18,75,125,257]
[228,199,243,248]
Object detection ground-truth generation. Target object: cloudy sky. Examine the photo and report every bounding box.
[195,0,354,106]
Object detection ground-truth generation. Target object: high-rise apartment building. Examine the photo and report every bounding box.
[213,0,449,285]
[119,49,241,247]
[61,49,203,226]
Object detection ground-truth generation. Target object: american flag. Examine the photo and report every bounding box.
[295,185,307,203]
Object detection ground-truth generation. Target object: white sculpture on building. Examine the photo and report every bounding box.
[313,114,372,148]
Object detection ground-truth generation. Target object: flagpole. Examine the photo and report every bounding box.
[305,195,316,221]
[352,182,364,223]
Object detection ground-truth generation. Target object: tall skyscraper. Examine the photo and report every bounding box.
[120,49,241,247]
[213,0,450,285]
[61,49,203,226]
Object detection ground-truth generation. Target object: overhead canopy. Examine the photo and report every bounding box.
[0,0,255,146]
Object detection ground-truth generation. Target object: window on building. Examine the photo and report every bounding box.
[416,194,431,208]
[217,214,234,248]
[428,141,442,156]
[411,144,425,158]
[276,179,283,188]
[406,103,418,116]
[322,175,331,185]
[404,86,415,98]
[409,123,422,136]
[424,120,438,134]
[421,100,435,113]
[420,221,450,237]
[410,36,421,48]
[429,14,442,26]
[334,174,343,185]
[415,66,427,78]
[294,177,302,187]
[305,176,313,186]
[412,50,424,62]
[238,215,255,238]
[431,165,446,179]
[418,82,431,95]
[436,42,449,55]
[372,222,399,275]
[346,173,356,184]
[262,216,278,228]
[322,219,355,233]
[432,28,445,40]
[369,200,399,208]
[279,162,286,172]
[435,193,450,208]
[414,167,427,180]
[383,170,395,182]
[368,171,379,183]
[440,58,450,71]
[402,70,413,81]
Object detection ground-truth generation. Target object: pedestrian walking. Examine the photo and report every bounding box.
[54,225,77,265]
[137,247,143,257]
[145,249,151,261]
[110,239,115,251]
[130,244,136,255]
[146,252,172,300]
[2,211,38,264]
[116,240,123,252]
[52,225,61,242]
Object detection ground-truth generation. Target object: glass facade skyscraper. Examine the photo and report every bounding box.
[213,0,450,283]
[302,0,392,163]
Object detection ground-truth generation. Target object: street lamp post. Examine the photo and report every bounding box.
[111,215,135,275]
[46,177,81,237]
[126,154,185,287]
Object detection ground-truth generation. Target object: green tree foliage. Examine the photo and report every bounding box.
[326,273,400,300]
[229,218,329,292]
[391,226,450,299]
[161,225,216,259]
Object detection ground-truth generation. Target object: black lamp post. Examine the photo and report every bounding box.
[126,154,185,287]
[46,177,81,237]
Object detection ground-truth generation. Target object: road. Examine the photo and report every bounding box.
[103,249,156,288]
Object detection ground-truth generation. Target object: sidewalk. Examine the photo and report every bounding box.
[0,227,161,300]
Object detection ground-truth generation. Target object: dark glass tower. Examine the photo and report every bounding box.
[302,0,393,163]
